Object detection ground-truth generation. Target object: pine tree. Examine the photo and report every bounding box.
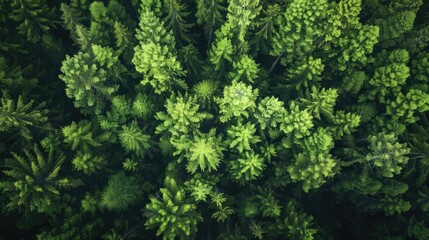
[59,51,120,114]
[118,121,151,157]
[271,0,328,65]
[133,9,186,94]
[145,176,202,239]
[215,81,259,122]
[100,172,142,212]
[195,0,226,45]
[164,0,195,46]
[0,144,81,214]
[366,133,410,178]
[0,95,49,140]
[11,0,58,43]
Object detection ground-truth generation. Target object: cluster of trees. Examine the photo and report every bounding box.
[1,0,429,239]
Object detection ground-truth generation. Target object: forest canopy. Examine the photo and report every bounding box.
[1,0,429,239]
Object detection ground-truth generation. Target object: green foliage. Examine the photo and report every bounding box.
[122,158,138,172]
[100,172,142,212]
[226,0,261,42]
[227,122,260,153]
[271,0,328,64]
[11,0,58,43]
[164,0,195,45]
[145,176,202,239]
[186,129,224,173]
[407,216,429,240]
[187,179,213,202]
[0,57,39,94]
[60,51,120,114]
[285,56,324,92]
[328,111,361,139]
[2,0,429,239]
[0,95,49,140]
[81,192,98,214]
[102,229,124,240]
[300,86,338,120]
[195,0,225,44]
[386,89,429,124]
[133,9,186,93]
[369,49,410,102]
[229,55,259,83]
[275,201,318,240]
[119,121,151,157]
[216,81,259,122]
[228,151,265,183]
[62,120,110,151]
[324,0,380,71]
[0,144,80,214]
[133,41,186,93]
[375,11,416,46]
[280,102,314,144]
[192,80,220,109]
[209,36,234,71]
[255,96,286,130]
[360,196,411,216]
[256,188,281,217]
[250,4,281,54]
[72,151,105,174]
[366,133,411,178]
[36,211,103,240]
[289,128,337,192]
[156,94,212,137]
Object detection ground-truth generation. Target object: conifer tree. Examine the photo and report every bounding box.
[1,0,429,239]
[0,144,81,214]
[145,176,202,239]
[0,95,50,140]
[11,0,58,43]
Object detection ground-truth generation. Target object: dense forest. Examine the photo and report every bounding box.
[1,0,429,239]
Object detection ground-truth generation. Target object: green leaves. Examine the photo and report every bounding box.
[145,177,202,240]
[366,133,410,178]
[279,201,318,240]
[11,0,58,43]
[271,0,328,63]
[227,122,260,153]
[62,120,110,151]
[250,4,281,54]
[209,37,234,71]
[0,95,49,140]
[369,49,410,101]
[0,144,80,214]
[387,89,429,124]
[216,81,258,122]
[2,0,429,239]
[228,151,265,183]
[226,0,261,42]
[229,55,260,83]
[164,0,195,45]
[285,56,324,92]
[255,96,286,130]
[133,9,186,93]
[288,128,337,192]
[186,129,224,173]
[196,0,225,44]
[119,121,151,157]
[133,41,186,94]
[101,172,142,212]
[156,94,212,137]
[300,86,338,120]
[72,151,105,174]
[280,102,314,142]
[60,51,120,114]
